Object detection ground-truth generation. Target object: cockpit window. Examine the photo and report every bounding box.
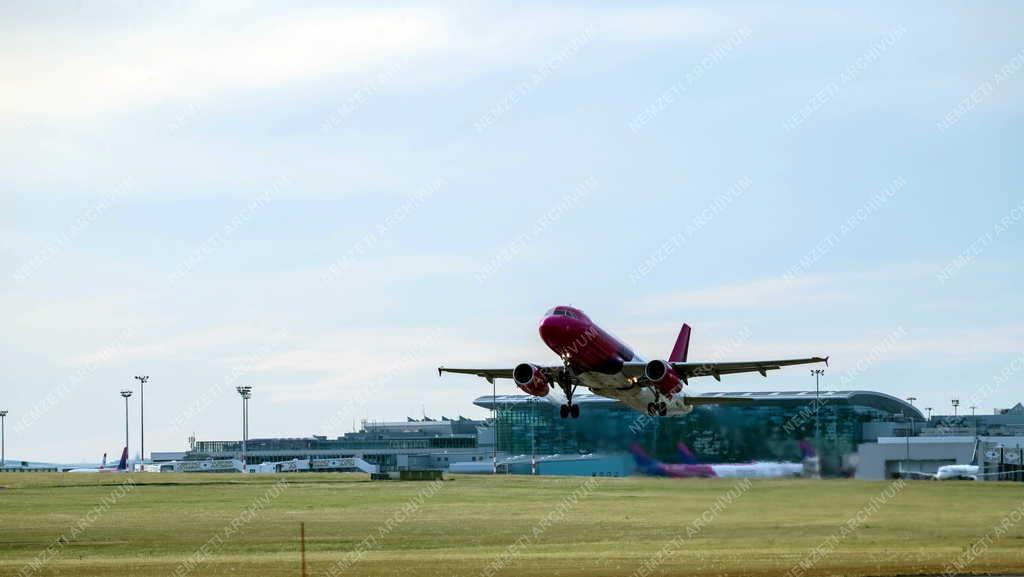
[565,310,578,319]
[553,309,566,316]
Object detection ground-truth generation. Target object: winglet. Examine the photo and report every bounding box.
[438,366,443,377]
[669,324,691,363]
[824,356,829,367]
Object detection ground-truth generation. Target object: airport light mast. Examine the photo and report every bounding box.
[810,369,825,440]
[951,398,960,417]
[120,390,133,458]
[236,386,252,471]
[491,379,496,475]
[530,396,537,476]
[134,375,149,472]
[0,410,7,468]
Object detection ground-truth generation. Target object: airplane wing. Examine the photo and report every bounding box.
[899,470,937,480]
[673,357,828,381]
[622,357,828,382]
[437,366,561,383]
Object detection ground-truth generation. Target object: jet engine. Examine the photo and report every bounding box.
[512,363,551,397]
[645,359,683,397]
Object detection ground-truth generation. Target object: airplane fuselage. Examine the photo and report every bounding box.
[538,306,693,416]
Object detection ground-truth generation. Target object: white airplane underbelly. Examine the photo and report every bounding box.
[578,372,693,416]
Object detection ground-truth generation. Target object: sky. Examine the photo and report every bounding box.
[1,1,1022,462]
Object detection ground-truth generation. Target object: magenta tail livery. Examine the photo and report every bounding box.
[439,306,827,419]
[669,324,691,362]
[633,441,817,479]
[66,446,131,473]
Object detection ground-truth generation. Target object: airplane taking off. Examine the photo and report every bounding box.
[632,442,819,479]
[66,447,129,473]
[439,306,828,418]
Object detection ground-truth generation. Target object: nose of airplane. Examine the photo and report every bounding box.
[539,313,582,349]
[538,314,566,343]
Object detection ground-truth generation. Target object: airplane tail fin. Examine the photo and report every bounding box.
[630,444,660,469]
[99,452,107,471]
[676,442,700,464]
[669,324,691,363]
[116,447,129,471]
[798,441,817,461]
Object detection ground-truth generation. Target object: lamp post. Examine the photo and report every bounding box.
[810,369,825,439]
[236,386,252,471]
[0,410,8,468]
[134,376,149,472]
[119,390,133,457]
[902,412,911,460]
[925,407,933,420]
[530,396,537,476]
[491,378,497,475]
[951,398,960,417]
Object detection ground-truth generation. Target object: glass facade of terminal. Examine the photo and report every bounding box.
[492,397,905,472]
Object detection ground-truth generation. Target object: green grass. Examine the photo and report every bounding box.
[1,473,1023,576]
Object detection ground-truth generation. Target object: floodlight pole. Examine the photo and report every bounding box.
[491,378,497,475]
[120,390,133,456]
[0,410,8,468]
[530,397,536,476]
[810,369,825,440]
[236,386,252,471]
[134,376,149,471]
[951,398,960,417]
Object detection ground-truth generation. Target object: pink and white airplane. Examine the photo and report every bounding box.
[632,442,818,478]
[66,447,130,473]
[439,306,827,419]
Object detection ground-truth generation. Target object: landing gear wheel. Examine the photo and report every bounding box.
[647,403,659,416]
[559,405,570,419]
[658,402,668,417]
[570,404,580,419]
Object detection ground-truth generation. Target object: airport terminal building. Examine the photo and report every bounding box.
[186,416,494,471]
[478,390,922,476]
[179,388,998,478]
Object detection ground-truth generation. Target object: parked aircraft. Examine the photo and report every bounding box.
[66,447,129,473]
[632,441,818,478]
[440,306,827,418]
[901,440,982,480]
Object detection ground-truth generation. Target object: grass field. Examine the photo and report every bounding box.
[2,473,1023,577]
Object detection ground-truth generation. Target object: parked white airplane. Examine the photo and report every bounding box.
[901,439,981,480]
[66,447,129,473]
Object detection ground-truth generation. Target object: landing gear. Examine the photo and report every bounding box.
[646,401,668,417]
[560,404,580,418]
[558,363,581,419]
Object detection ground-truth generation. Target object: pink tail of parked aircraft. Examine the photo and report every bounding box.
[66,447,129,473]
[439,306,828,418]
[633,441,818,478]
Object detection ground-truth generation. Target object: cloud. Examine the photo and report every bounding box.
[0,3,747,121]
[630,275,852,312]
